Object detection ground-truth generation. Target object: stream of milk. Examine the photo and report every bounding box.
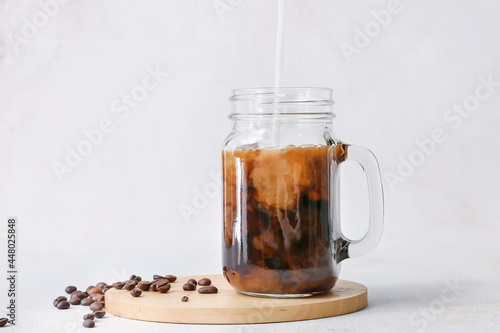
[272,0,285,146]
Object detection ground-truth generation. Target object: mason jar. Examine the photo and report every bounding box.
[222,88,384,297]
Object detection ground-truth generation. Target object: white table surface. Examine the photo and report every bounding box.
[18,220,500,333]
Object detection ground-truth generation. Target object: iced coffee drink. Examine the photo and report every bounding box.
[222,144,346,295]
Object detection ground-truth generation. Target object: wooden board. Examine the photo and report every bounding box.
[105,275,367,324]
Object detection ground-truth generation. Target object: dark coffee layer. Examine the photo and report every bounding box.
[223,144,344,294]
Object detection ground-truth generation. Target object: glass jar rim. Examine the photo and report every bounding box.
[229,87,335,120]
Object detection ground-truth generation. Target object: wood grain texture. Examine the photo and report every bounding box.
[105,275,367,324]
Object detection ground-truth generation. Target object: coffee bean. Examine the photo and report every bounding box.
[57,301,70,309]
[53,296,67,307]
[96,282,107,289]
[81,298,95,306]
[181,296,189,302]
[71,291,87,300]
[156,280,171,293]
[153,275,164,280]
[130,275,142,282]
[124,283,137,291]
[165,275,177,282]
[112,282,125,290]
[198,286,218,294]
[85,286,96,294]
[198,278,211,286]
[83,313,95,320]
[68,297,81,305]
[0,318,7,327]
[94,310,106,318]
[65,286,77,294]
[138,281,152,291]
[183,283,196,291]
[91,294,104,302]
[130,289,142,297]
[87,287,102,295]
[102,285,112,293]
[90,302,103,312]
[158,285,171,293]
[83,319,95,328]
[187,279,197,286]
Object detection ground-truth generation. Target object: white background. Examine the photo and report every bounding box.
[1,0,499,332]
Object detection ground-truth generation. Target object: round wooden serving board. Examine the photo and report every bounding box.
[105,275,367,324]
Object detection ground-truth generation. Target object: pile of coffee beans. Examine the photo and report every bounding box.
[111,274,174,295]
[54,274,218,328]
[53,281,110,328]
[111,274,218,301]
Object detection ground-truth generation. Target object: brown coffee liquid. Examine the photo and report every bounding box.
[222,144,345,295]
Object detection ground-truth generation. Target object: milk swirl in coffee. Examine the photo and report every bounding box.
[223,144,345,294]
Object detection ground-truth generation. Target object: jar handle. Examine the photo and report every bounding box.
[337,144,384,260]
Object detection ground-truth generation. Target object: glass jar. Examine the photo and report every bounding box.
[222,88,384,297]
